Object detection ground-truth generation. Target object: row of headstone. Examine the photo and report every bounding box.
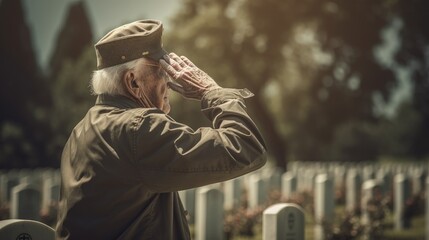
[0,169,60,221]
[190,183,306,240]
[187,175,429,240]
[2,163,426,239]
[179,166,284,216]
[267,165,427,240]
[287,161,428,196]
[286,161,428,235]
[182,161,427,239]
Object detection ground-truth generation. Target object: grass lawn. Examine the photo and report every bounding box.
[382,213,426,240]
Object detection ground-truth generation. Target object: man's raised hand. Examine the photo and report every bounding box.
[160,53,220,100]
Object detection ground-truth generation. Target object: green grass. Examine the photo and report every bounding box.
[383,213,426,240]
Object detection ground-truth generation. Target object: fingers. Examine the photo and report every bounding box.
[167,81,185,95]
[169,53,187,68]
[160,59,177,77]
[162,54,172,64]
[180,56,196,68]
[160,59,186,85]
[161,53,192,80]
[163,53,194,69]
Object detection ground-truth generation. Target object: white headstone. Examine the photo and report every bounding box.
[0,175,9,204]
[42,178,60,209]
[360,180,380,225]
[267,168,283,192]
[281,172,297,200]
[296,169,306,193]
[411,169,425,195]
[263,203,305,240]
[0,219,55,240]
[304,170,316,193]
[426,177,429,240]
[248,174,267,209]
[314,174,334,240]
[376,169,392,196]
[0,174,20,203]
[346,169,361,213]
[394,173,411,230]
[179,189,196,224]
[224,178,242,210]
[363,165,375,182]
[10,183,42,221]
[334,166,346,189]
[195,187,224,240]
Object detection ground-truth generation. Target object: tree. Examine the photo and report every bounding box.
[393,0,429,158]
[46,46,96,165]
[164,0,407,168]
[0,0,51,168]
[45,1,95,166]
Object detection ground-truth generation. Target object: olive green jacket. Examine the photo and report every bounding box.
[56,88,267,240]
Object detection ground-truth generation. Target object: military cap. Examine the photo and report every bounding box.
[94,19,168,69]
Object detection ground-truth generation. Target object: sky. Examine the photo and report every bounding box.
[22,0,179,71]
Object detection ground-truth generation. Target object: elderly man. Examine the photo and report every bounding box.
[56,19,266,239]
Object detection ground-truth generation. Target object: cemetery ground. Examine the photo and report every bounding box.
[187,198,426,240]
[1,161,428,239]
[185,159,428,240]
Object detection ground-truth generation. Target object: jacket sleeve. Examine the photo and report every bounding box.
[131,88,267,192]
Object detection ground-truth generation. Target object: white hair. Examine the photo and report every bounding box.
[90,58,142,95]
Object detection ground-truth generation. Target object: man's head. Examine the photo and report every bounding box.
[91,19,171,114]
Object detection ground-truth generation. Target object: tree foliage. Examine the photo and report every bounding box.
[165,0,429,167]
[0,0,95,168]
[1,0,428,169]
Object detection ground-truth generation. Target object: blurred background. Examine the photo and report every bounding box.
[1,0,428,170]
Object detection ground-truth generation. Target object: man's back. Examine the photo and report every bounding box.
[56,95,191,239]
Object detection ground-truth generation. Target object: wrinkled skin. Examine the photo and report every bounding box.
[160,52,221,100]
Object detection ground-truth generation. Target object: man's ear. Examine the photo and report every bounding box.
[123,71,141,98]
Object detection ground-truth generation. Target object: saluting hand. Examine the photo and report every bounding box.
[160,53,220,100]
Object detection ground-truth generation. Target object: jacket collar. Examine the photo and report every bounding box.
[95,94,140,109]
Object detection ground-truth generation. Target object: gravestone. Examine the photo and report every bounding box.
[248,174,267,209]
[346,169,361,213]
[334,166,346,189]
[178,189,196,224]
[363,165,375,182]
[224,178,242,210]
[0,174,10,204]
[376,169,392,196]
[394,173,411,230]
[314,174,334,240]
[426,177,429,240]
[0,219,55,240]
[360,180,380,225]
[263,203,305,240]
[281,172,297,200]
[0,174,20,203]
[296,169,306,193]
[411,169,425,195]
[267,168,283,192]
[195,187,224,240]
[10,183,41,221]
[42,178,60,209]
[304,170,316,193]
